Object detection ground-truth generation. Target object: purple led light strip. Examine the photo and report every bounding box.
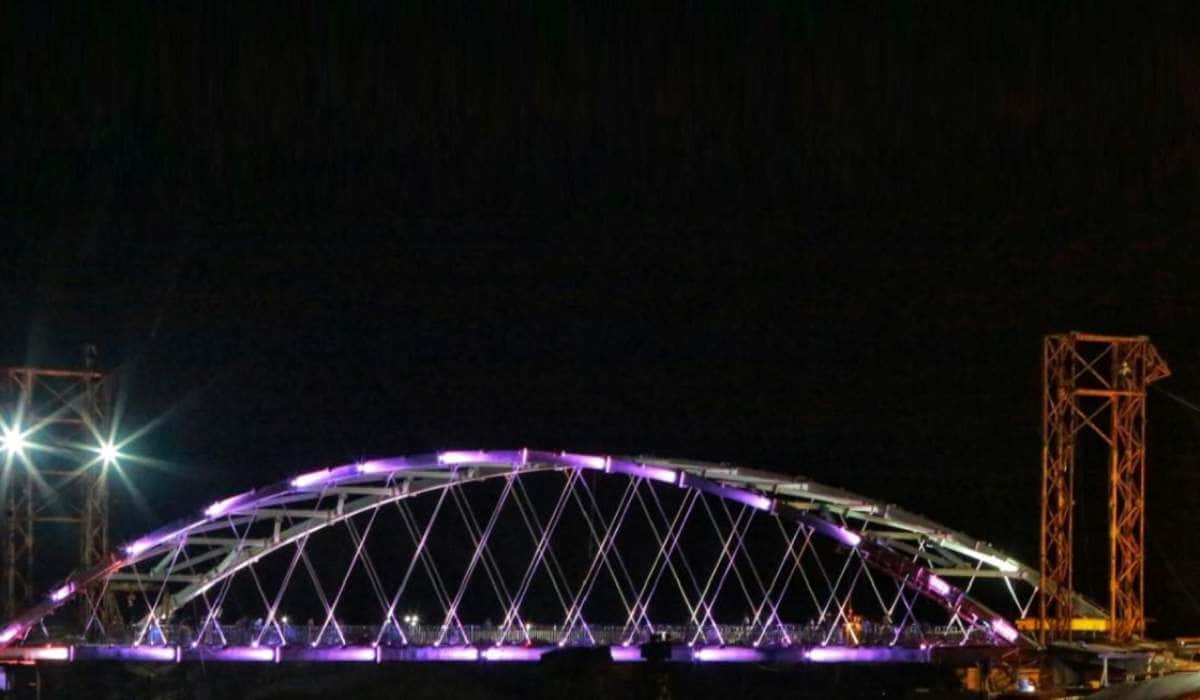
[0,644,934,665]
[607,459,677,484]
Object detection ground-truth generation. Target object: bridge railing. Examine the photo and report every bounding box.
[21,621,993,649]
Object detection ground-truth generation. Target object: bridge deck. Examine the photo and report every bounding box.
[0,643,932,665]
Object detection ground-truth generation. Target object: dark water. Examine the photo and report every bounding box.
[10,661,976,699]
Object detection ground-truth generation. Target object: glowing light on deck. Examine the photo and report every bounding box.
[481,646,546,661]
[694,646,765,662]
[27,646,70,661]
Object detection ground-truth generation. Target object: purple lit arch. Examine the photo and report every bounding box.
[0,450,1104,664]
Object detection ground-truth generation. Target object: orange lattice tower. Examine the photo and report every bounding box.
[1040,333,1169,644]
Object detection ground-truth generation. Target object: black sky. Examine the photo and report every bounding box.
[3,3,1200,636]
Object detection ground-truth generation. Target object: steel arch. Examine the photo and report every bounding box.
[0,449,1103,662]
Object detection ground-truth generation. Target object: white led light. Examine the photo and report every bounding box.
[99,440,119,466]
[1,427,27,455]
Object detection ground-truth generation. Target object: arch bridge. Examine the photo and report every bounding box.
[0,450,1101,665]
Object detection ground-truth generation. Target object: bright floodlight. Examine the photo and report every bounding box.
[98,440,119,466]
[1,427,26,455]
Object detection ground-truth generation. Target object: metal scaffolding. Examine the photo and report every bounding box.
[1040,333,1169,644]
[0,366,117,626]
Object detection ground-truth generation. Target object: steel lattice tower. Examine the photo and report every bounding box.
[0,366,117,625]
[1039,332,1169,644]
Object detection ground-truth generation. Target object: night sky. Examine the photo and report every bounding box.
[3,4,1200,636]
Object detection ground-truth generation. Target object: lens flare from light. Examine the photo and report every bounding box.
[99,439,119,466]
[1,426,27,456]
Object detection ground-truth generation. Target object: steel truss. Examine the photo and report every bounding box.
[0,367,117,627]
[1040,333,1168,644]
[0,450,1105,664]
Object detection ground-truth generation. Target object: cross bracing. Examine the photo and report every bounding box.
[0,450,1105,664]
